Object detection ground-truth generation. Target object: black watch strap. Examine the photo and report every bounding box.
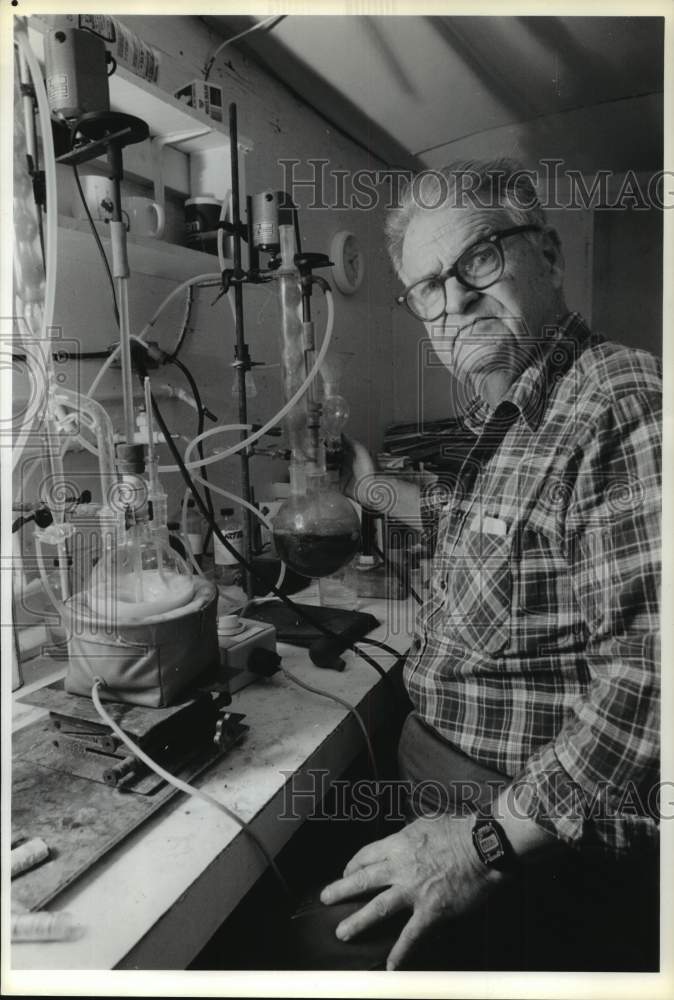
[472,817,519,872]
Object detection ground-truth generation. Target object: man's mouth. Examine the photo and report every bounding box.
[457,314,504,336]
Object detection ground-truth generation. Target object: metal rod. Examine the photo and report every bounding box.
[115,275,135,445]
[107,141,135,445]
[229,102,253,598]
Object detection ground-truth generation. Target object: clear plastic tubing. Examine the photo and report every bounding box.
[14,27,58,470]
[34,524,70,612]
[86,273,220,399]
[173,422,250,474]
[52,388,117,490]
[183,287,334,470]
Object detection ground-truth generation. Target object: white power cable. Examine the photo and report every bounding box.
[203,16,286,79]
[280,666,379,784]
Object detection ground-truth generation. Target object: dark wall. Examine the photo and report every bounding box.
[592,208,663,358]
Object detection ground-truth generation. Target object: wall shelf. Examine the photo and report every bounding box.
[109,63,252,156]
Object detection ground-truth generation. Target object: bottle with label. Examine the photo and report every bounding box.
[213,507,243,587]
[183,498,206,565]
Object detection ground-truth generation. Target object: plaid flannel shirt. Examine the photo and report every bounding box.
[403,314,661,853]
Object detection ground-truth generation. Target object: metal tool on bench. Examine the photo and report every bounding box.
[27,681,248,794]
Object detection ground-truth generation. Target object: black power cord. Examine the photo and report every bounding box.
[372,539,423,607]
[358,637,403,659]
[13,350,111,362]
[166,284,195,363]
[169,355,216,525]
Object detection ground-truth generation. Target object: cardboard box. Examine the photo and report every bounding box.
[174,80,223,123]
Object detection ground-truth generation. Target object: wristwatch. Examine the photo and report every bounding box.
[471,817,519,873]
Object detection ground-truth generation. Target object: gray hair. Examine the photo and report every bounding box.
[385,158,548,274]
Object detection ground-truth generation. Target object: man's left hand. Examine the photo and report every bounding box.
[320,814,505,970]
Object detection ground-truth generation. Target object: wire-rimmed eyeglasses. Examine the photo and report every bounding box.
[396,224,542,322]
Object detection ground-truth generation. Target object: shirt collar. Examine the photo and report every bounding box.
[461,312,594,434]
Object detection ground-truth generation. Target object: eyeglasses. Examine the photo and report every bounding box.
[396,224,542,322]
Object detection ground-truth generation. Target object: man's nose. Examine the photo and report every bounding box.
[443,275,479,316]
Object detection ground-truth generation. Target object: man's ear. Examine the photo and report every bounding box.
[541,227,564,288]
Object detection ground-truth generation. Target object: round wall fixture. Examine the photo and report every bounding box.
[329,230,365,294]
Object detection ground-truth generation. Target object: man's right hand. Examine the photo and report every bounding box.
[340,435,423,527]
[340,435,377,504]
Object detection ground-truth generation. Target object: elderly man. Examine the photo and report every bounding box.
[316,159,661,972]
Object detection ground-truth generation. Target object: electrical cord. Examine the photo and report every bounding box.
[371,540,423,606]
[169,355,215,523]
[13,351,111,362]
[167,284,195,362]
[280,666,378,784]
[203,15,287,80]
[86,273,220,400]
[352,641,410,716]
[357,637,404,659]
[72,163,120,328]
[17,52,47,268]
[27,109,46,269]
[90,679,292,902]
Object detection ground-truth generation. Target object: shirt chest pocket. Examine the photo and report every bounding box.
[441,522,512,656]
[514,527,577,620]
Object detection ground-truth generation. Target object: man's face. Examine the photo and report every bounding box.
[399,204,565,404]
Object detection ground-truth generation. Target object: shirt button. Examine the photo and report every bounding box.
[413,637,422,650]
[440,580,447,591]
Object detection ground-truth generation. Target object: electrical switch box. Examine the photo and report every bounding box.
[217,618,277,694]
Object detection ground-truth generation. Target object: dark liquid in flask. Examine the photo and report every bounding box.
[273,531,360,578]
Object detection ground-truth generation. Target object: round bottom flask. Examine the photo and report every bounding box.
[86,523,196,622]
[272,474,361,579]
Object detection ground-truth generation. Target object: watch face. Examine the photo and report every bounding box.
[477,824,504,864]
[473,819,508,868]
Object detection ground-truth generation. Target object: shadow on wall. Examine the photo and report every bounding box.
[592,207,663,358]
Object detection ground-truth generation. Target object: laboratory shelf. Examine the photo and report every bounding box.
[58,214,229,283]
[109,64,252,156]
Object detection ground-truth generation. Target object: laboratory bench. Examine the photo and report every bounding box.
[10,591,414,971]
